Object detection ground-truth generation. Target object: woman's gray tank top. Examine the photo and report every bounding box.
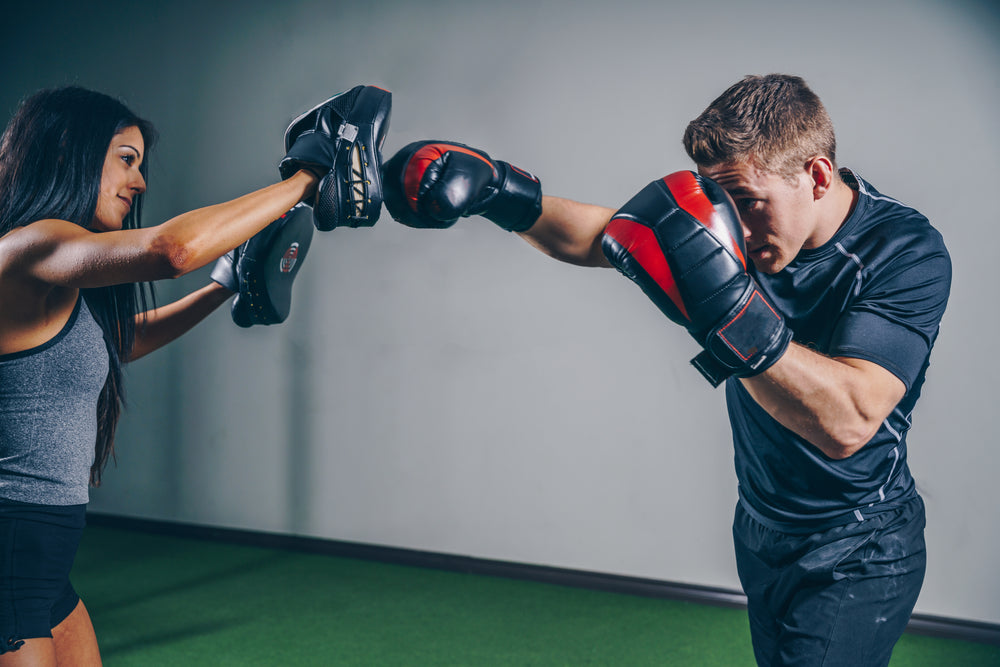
[0,297,109,504]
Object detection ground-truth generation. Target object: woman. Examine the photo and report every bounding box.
[0,86,319,664]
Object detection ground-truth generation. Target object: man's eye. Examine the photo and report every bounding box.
[738,199,762,212]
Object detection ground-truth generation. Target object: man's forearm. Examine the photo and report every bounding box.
[741,342,906,459]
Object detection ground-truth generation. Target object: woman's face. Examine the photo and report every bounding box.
[92,125,146,232]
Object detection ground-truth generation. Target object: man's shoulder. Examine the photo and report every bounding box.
[841,169,947,259]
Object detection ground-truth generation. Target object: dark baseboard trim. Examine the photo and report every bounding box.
[85,512,1000,647]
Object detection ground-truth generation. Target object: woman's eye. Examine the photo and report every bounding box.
[121,153,136,166]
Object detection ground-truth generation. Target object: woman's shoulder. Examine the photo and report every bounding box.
[0,219,94,271]
[2,218,89,241]
[0,221,87,354]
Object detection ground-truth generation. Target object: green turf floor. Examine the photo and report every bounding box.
[71,526,1000,666]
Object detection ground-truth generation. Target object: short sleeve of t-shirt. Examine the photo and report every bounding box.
[829,242,951,390]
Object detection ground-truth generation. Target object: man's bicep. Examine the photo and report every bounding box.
[830,252,951,390]
[834,356,906,421]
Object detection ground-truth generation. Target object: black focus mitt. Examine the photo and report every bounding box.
[280,85,392,230]
[211,203,314,327]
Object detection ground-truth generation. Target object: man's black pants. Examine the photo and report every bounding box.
[733,496,926,667]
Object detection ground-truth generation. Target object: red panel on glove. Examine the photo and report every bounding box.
[603,217,690,321]
[663,171,747,270]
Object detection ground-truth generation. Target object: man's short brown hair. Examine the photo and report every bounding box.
[683,74,836,179]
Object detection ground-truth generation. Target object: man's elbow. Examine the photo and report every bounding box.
[824,419,883,460]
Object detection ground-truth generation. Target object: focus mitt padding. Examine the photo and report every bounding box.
[281,85,392,230]
[230,203,314,327]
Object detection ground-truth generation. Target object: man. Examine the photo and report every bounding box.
[381,74,952,666]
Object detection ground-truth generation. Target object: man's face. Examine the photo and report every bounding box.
[698,161,817,274]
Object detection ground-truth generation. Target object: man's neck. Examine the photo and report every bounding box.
[809,177,859,249]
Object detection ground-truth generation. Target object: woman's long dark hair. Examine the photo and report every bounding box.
[0,86,157,485]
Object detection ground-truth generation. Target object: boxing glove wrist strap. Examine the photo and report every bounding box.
[690,285,793,387]
[480,161,543,232]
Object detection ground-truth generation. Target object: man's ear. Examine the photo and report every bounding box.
[807,156,836,200]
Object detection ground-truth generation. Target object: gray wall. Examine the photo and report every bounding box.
[3,0,998,625]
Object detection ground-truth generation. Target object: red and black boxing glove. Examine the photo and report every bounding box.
[601,171,792,387]
[382,140,542,232]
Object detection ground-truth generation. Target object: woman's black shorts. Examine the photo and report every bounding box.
[0,501,86,653]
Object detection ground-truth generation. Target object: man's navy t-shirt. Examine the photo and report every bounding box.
[728,170,952,531]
